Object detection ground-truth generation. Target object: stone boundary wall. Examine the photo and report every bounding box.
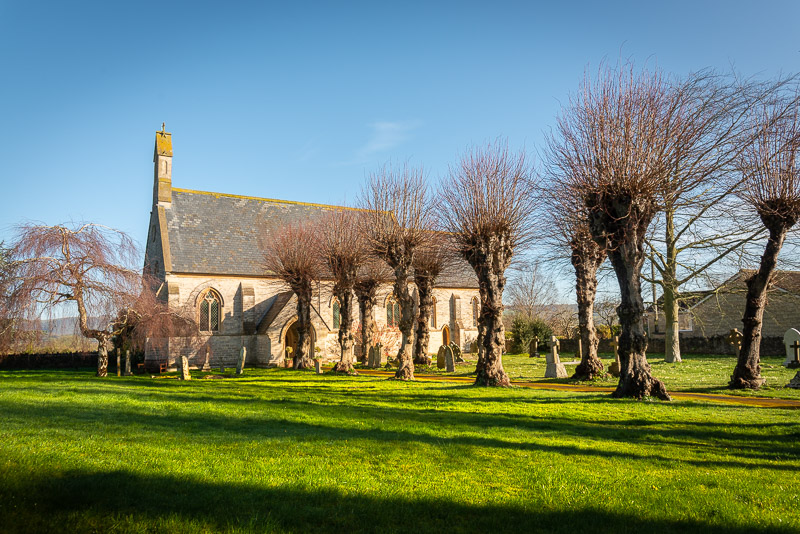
[554,335,785,357]
[0,351,98,370]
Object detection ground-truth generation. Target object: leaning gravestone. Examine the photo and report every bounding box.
[444,345,455,372]
[373,343,384,368]
[545,336,567,378]
[235,347,247,375]
[529,336,539,358]
[437,345,446,369]
[609,336,621,377]
[783,328,800,367]
[450,342,464,363]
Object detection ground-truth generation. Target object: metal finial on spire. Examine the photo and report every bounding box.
[161,122,165,132]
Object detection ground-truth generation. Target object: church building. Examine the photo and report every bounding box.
[143,127,481,369]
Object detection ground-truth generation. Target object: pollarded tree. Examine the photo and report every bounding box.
[412,233,452,365]
[550,62,676,400]
[319,209,368,374]
[4,223,140,377]
[730,87,800,389]
[542,181,607,380]
[354,258,393,365]
[262,222,322,370]
[441,140,537,387]
[360,163,433,380]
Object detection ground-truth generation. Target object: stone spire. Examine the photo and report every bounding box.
[153,124,173,207]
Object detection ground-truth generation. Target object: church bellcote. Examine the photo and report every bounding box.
[153,123,173,207]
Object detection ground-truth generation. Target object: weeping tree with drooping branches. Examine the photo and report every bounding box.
[262,221,322,370]
[440,140,538,387]
[360,163,434,381]
[318,209,368,374]
[730,86,800,390]
[549,62,680,400]
[4,223,141,377]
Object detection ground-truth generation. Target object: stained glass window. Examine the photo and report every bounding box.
[200,290,221,332]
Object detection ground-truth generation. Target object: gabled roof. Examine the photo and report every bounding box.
[163,187,479,288]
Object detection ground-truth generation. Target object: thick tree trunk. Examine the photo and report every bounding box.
[413,275,434,366]
[332,289,357,374]
[356,290,376,365]
[663,209,682,363]
[608,241,670,400]
[571,237,605,380]
[294,291,314,370]
[392,269,415,380]
[96,341,108,377]
[731,223,789,389]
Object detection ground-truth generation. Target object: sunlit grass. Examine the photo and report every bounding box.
[0,369,798,533]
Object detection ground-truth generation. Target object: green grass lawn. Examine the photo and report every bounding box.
[0,368,798,533]
[417,352,800,400]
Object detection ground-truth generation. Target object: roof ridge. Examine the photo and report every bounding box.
[171,187,363,211]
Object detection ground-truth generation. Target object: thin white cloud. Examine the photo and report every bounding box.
[354,120,421,162]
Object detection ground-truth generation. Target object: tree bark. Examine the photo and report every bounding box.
[571,235,605,380]
[730,222,789,389]
[413,275,434,366]
[469,236,511,387]
[331,288,357,374]
[392,268,415,380]
[294,288,314,370]
[356,288,376,365]
[662,208,682,363]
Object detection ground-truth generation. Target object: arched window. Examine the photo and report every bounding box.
[386,296,401,328]
[429,297,437,328]
[471,296,479,328]
[332,298,341,330]
[199,289,222,332]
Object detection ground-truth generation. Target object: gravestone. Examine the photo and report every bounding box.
[201,347,211,372]
[444,345,455,372]
[315,359,323,374]
[437,345,446,369]
[529,336,539,358]
[783,329,800,367]
[726,328,743,354]
[367,346,375,368]
[575,337,583,361]
[124,350,132,376]
[545,336,567,378]
[373,343,384,368]
[235,347,247,375]
[787,372,800,389]
[179,352,191,381]
[450,342,464,363]
[609,336,621,377]
[469,341,478,354]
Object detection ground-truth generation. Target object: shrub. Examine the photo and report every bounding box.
[510,316,553,354]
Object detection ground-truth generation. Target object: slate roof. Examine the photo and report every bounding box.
[164,187,479,288]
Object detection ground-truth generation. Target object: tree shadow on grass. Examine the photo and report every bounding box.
[1,469,795,534]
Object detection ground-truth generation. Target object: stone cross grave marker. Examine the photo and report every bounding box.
[235,347,246,375]
[609,336,621,377]
[783,328,800,367]
[529,336,539,358]
[726,328,744,354]
[437,345,446,369]
[201,346,211,372]
[444,345,455,372]
[374,343,384,368]
[545,336,567,378]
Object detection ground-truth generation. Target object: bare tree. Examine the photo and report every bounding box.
[360,163,433,380]
[505,260,559,320]
[262,222,322,370]
[354,258,392,365]
[730,87,800,389]
[594,296,620,336]
[549,62,676,400]
[318,210,367,374]
[4,223,141,377]
[412,233,452,365]
[642,71,768,364]
[441,140,537,386]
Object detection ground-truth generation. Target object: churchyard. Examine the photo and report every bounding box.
[0,358,798,534]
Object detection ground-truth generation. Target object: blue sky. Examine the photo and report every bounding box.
[1,0,798,295]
